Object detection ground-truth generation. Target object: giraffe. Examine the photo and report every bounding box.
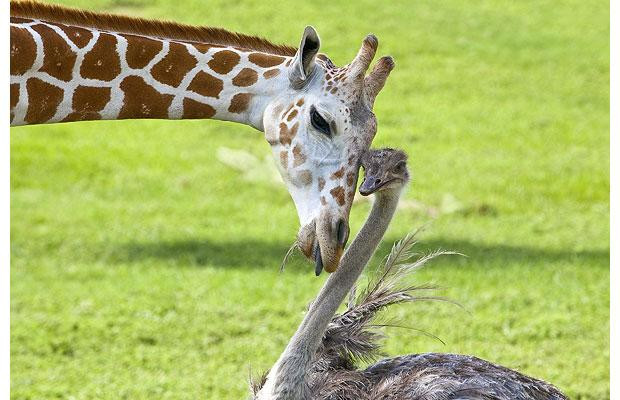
[10,1,395,273]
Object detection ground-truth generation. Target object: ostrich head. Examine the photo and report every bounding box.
[359,148,410,195]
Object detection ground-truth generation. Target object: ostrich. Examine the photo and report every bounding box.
[253,148,567,399]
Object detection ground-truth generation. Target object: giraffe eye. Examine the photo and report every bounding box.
[310,106,331,136]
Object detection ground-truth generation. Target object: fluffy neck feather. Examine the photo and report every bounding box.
[259,187,402,399]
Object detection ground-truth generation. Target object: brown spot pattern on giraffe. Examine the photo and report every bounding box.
[32,24,76,82]
[228,93,252,113]
[24,78,63,124]
[232,68,258,87]
[10,26,36,75]
[10,84,19,109]
[279,151,288,169]
[320,196,327,206]
[118,76,173,119]
[125,35,163,69]
[187,71,223,98]
[62,111,101,122]
[297,170,312,186]
[58,24,93,48]
[10,84,19,123]
[81,33,120,81]
[287,109,298,122]
[72,86,111,112]
[191,43,218,53]
[263,69,280,79]
[10,17,33,24]
[330,186,346,206]
[331,167,345,179]
[248,53,285,68]
[347,190,355,203]
[279,122,299,146]
[182,98,216,119]
[346,172,356,187]
[292,145,306,167]
[296,98,305,106]
[208,50,240,74]
[151,42,197,87]
[318,177,326,191]
[282,103,295,118]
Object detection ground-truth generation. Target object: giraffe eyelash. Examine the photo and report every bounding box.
[310,105,331,137]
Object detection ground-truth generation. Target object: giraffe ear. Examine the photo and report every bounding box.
[289,26,320,88]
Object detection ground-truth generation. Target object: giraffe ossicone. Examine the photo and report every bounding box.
[10,1,395,273]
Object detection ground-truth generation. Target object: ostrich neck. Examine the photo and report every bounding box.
[260,187,402,399]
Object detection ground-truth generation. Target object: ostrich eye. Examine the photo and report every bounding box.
[310,106,331,136]
[392,161,405,174]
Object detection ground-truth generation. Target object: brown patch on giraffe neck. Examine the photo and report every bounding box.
[81,33,120,81]
[182,98,216,119]
[330,186,346,206]
[279,151,288,169]
[32,23,77,82]
[292,145,306,167]
[63,111,102,122]
[72,86,111,113]
[10,84,19,123]
[58,24,93,48]
[10,84,19,109]
[10,26,36,75]
[318,177,326,191]
[191,43,218,53]
[187,71,223,98]
[279,121,299,146]
[10,17,33,24]
[296,98,305,106]
[151,42,197,88]
[25,78,63,124]
[125,35,163,69]
[232,68,258,87]
[118,76,173,119]
[248,53,286,68]
[228,93,252,113]
[208,50,240,74]
[263,68,280,79]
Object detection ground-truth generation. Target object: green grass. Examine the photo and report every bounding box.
[10,0,609,398]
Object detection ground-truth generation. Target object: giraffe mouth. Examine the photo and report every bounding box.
[313,242,323,276]
[297,219,347,276]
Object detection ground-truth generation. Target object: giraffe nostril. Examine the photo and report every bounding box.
[375,179,382,185]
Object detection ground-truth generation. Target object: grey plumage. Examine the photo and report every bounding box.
[252,148,567,400]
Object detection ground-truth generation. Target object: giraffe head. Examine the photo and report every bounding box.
[263,27,394,274]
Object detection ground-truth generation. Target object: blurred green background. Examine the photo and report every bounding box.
[10,0,609,398]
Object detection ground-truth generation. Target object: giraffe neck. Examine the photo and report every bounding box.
[10,17,292,128]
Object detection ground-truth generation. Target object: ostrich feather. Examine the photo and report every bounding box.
[314,229,461,370]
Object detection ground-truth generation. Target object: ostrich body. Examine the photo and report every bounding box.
[254,149,566,400]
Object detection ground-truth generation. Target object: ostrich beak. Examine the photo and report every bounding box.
[359,176,379,196]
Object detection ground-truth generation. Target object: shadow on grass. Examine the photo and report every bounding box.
[106,237,609,271]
